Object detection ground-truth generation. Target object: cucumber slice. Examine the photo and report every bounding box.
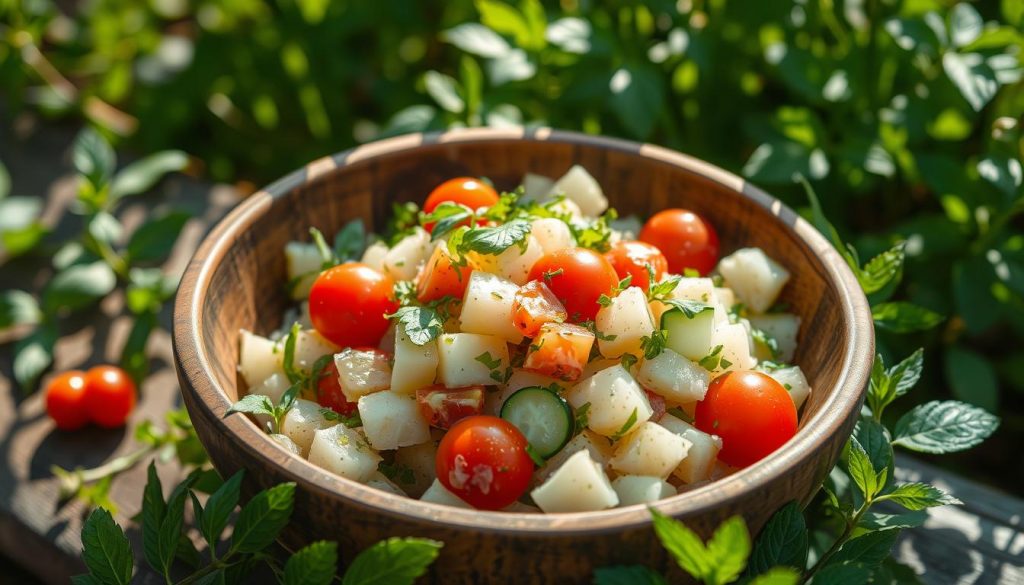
[500,386,573,459]
[661,302,715,361]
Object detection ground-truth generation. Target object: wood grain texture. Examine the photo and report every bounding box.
[173,128,875,583]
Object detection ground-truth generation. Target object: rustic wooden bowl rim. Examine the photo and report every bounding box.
[173,127,873,536]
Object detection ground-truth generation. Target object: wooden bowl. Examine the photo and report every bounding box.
[173,128,873,583]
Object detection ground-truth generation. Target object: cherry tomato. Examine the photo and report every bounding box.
[309,263,398,348]
[605,240,669,292]
[416,384,485,429]
[417,245,474,304]
[44,371,89,431]
[694,371,797,468]
[526,248,619,322]
[423,178,499,232]
[512,281,567,337]
[315,361,357,416]
[435,415,534,510]
[643,389,667,422]
[639,209,720,276]
[83,365,137,429]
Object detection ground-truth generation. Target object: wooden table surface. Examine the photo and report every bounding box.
[1,116,1021,585]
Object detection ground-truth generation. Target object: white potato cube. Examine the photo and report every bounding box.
[522,172,555,202]
[382,228,431,282]
[247,373,291,430]
[767,366,812,410]
[748,313,801,362]
[609,421,691,479]
[650,277,716,324]
[459,271,523,343]
[534,430,613,484]
[711,322,757,372]
[366,471,407,496]
[360,240,389,271]
[566,365,652,437]
[269,433,301,456]
[238,330,285,388]
[612,475,676,506]
[335,348,392,402]
[531,450,618,513]
[285,242,322,299]
[281,399,336,457]
[714,287,736,310]
[393,441,438,497]
[531,218,574,254]
[717,248,791,313]
[637,349,710,403]
[420,479,473,508]
[659,414,722,484]
[494,235,544,285]
[358,391,431,451]
[391,328,439,395]
[307,424,381,482]
[293,329,341,373]
[595,287,656,358]
[437,333,510,387]
[548,165,608,217]
[550,197,583,219]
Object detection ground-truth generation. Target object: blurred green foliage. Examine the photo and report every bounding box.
[1,0,1022,483]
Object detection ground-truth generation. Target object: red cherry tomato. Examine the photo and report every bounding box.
[511,280,568,337]
[423,178,499,232]
[639,209,720,276]
[416,385,485,429]
[605,240,669,292]
[526,248,619,322]
[694,371,797,468]
[315,361,357,416]
[435,415,534,510]
[44,370,90,430]
[309,263,398,348]
[417,246,474,304]
[83,365,137,429]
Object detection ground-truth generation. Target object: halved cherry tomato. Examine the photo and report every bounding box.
[417,246,474,304]
[522,322,595,382]
[83,365,137,429]
[526,248,619,322]
[44,370,89,430]
[416,384,485,429]
[435,415,534,510]
[316,361,357,416]
[605,240,668,292]
[423,178,499,232]
[309,263,398,348]
[644,389,667,422]
[694,371,797,468]
[512,281,567,337]
[639,209,719,276]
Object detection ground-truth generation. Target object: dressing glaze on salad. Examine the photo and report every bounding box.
[233,166,811,513]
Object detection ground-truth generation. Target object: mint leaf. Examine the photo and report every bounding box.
[73,128,116,189]
[283,322,303,383]
[309,227,337,268]
[650,509,713,580]
[858,510,927,531]
[13,324,55,392]
[640,329,668,360]
[858,243,905,295]
[341,537,443,585]
[593,565,668,585]
[704,515,750,585]
[80,507,133,585]
[200,470,243,547]
[867,350,924,419]
[110,150,188,199]
[284,541,338,585]
[892,400,999,453]
[610,408,639,441]
[747,501,807,574]
[880,482,961,510]
[423,202,472,239]
[698,345,725,370]
[809,563,871,584]
[334,219,367,262]
[157,478,193,578]
[647,275,681,302]
[853,418,893,476]
[872,302,944,333]
[845,440,883,500]
[474,351,502,370]
[125,211,190,264]
[889,349,924,397]
[230,483,296,554]
[225,394,276,419]
[826,528,901,570]
[749,567,800,585]
[43,261,117,313]
[389,306,445,346]
[141,463,167,573]
[461,219,532,255]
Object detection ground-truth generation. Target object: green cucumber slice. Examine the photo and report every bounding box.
[500,386,573,459]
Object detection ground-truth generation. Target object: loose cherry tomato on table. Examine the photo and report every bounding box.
[605,240,669,292]
[694,371,797,468]
[423,178,499,232]
[639,209,720,276]
[44,370,89,430]
[526,248,619,322]
[435,415,534,510]
[416,384,485,429]
[83,365,137,429]
[309,263,398,348]
[315,361,357,416]
[511,280,568,337]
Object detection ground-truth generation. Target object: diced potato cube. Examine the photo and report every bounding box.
[595,287,655,358]
[548,165,608,217]
[717,248,791,313]
[650,277,717,324]
[366,471,407,496]
[767,366,812,410]
[495,235,544,285]
[285,242,322,299]
[609,421,691,479]
[659,414,722,484]
[531,218,574,254]
[637,349,710,403]
[382,228,431,282]
[611,475,676,506]
[437,333,510,387]
[550,197,583,219]
[531,450,618,513]
[335,348,392,402]
[247,373,290,430]
[713,287,736,309]
[459,271,523,343]
[269,433,301,456]
[393,441,438,498]
[360,240,389,271]
[420,479,473,508]
[534,430,613,484]
[523,322,595,382]
[307,424,381,482]
[358,391,431,451]
[711,322,757,372]
[566,365,653,437]
[281,399,335,457]
[391,328,439,395]
[748,313,801,362]
[522,173,555,202]
[238,330,285,388]
[293,329,341,373]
